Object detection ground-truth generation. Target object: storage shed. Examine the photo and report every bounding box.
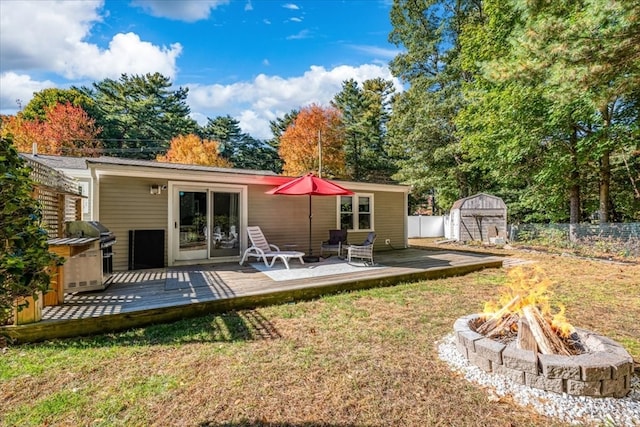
[446,193,507,242]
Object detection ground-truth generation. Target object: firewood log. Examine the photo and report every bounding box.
[476,295,521,335]
[517,316,538,352]
[486,313,519,339]
[522,305,571,356]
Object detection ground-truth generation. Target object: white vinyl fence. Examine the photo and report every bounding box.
[408,215,445,238]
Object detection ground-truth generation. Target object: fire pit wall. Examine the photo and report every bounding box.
[454,314,633,398]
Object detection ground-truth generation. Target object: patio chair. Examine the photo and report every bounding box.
[239,226,305,269]
[320,229,348,258]
[346,232,377,265]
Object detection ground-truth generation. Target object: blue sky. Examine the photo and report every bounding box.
[0,0,402,139]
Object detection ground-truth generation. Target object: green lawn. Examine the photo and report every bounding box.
[1,246,638,427]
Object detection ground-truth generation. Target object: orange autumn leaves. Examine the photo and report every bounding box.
[157,134,231,167]
[279,104,346,178]
[3,100,349,177]
[1,102,102,156]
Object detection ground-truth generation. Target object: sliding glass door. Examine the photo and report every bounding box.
[209,191,240,258]
[174,187,241,262]
[177,190,208,260]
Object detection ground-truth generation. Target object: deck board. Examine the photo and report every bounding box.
[2,248,505,343]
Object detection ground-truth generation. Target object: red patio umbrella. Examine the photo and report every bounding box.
[266,173,354,262]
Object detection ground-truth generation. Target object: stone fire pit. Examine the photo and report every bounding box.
[454,314,633,398]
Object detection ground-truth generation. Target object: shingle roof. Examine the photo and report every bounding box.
[18,154,278,176]
[20,153,89,170]
[85,156,277,176]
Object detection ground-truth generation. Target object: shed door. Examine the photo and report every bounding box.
[452,210,461,240]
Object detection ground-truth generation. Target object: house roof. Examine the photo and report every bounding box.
[19,153,410,193]
[19,153,277,176]
[20,153,89,170]
[84,156,278,176]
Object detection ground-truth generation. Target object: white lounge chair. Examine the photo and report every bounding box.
[239,226,305,269]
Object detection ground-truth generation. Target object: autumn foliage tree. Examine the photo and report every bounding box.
[279,104,346,177]
[0,102,102,156]
[157,134,232,167]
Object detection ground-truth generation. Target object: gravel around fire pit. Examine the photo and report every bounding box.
[438,333,640,426]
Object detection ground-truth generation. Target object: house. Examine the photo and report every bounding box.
[22,154,410,271]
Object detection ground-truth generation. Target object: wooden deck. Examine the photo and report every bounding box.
[2,248,505,343]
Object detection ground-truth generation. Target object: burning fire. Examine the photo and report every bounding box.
[481,266,575,339]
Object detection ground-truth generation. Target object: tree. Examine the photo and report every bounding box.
[0,114,45,154]
[21,88,95,122]
[201,115,242,160]
[332,78,397,182]
[512,0,640,223]
[157,134,232,168]
[0,137,61,325]
[279,104,346,177]
[77,73,198,158]
[0,103,102,156]
[201,115,282,172]
[457,0,640,223]
[387,0,491,212]
[265,110,299,174]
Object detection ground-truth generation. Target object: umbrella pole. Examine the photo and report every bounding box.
[308,195,312,255]
[304,195,319,263]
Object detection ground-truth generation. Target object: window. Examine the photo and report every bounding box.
[339,193,373,231]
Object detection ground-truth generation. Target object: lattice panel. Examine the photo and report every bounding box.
[24,157,79,194]
[35,189,61,237]
[20,155,83,238]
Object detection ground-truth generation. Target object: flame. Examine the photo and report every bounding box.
[482,266,574,337]
[551,304,576,338]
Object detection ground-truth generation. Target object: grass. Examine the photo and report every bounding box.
[1,242,638,427]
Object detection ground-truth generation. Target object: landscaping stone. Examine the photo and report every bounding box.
[455,315,633,398]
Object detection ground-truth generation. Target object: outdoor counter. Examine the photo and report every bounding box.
[44,237,99,306]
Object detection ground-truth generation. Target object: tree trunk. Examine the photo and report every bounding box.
[569,126,581,242]
[598,104,614,223]
[599,149,611,223]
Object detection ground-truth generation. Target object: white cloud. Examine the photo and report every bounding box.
[187,64,403,140]
[283,3,300,10]
[70,33,182,80]
[0,0,103,71]
[348,45,402,60]
[287,29,311,40]
[0,72,56,115]
[0,0,181,81]
[131,0,229,22]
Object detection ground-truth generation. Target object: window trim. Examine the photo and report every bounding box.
[337,193,374,232]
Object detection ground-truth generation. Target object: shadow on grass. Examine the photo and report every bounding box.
[199,422,374,427]
[30,309,281,349]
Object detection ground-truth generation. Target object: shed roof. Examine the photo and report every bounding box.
[450,193,506,210]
